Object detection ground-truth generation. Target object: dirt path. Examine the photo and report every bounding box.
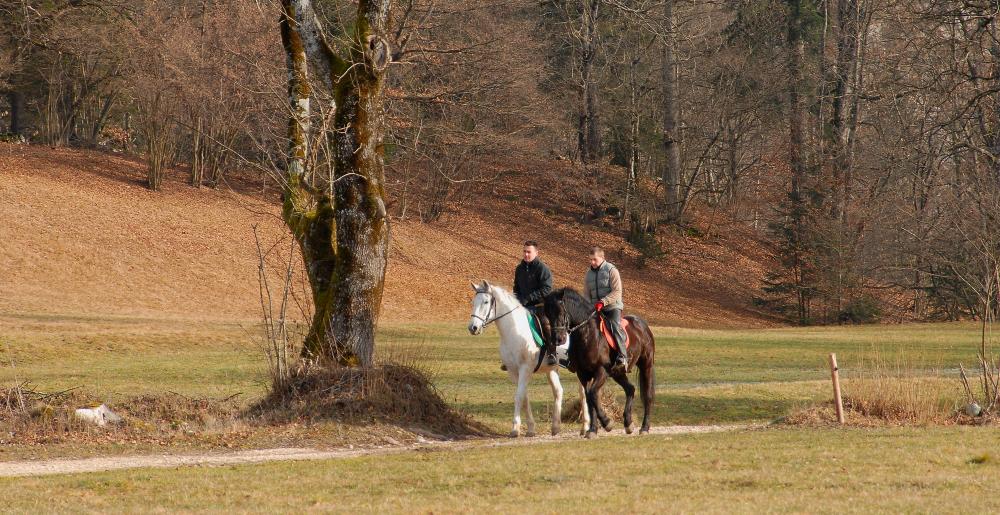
[0,424,755,478]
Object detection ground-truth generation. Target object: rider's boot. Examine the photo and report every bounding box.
[611,348,628,375]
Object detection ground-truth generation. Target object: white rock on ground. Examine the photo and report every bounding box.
[74,404,123,426]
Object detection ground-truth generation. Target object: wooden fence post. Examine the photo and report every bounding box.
[830,353,845,424]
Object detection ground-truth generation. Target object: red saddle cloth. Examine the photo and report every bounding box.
[598,315,630,350]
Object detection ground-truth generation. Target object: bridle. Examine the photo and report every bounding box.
[471,291,521,327]
[552,299,597,336]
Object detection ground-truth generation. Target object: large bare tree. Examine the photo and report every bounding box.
[280,0,392,367]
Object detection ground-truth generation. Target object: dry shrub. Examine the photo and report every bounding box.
[561,387,624,424]
[786,350,963,426]
[843,376,960,424]
[0,383,242,445]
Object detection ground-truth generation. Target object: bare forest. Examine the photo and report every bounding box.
[4,0,1000,335]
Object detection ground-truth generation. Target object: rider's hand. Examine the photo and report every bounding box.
[595,301,604,312]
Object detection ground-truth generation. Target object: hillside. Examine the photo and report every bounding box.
[0,144,778,328]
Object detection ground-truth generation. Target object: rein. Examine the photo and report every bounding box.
[556,309,597,335]
[471,292,521,327]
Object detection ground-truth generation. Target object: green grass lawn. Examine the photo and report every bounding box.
[4,426,999,513]
[0,314,988,431]
[2,313,996,511]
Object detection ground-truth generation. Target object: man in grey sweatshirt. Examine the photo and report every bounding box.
[583,246,628,374]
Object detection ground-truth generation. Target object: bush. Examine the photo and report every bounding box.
[627,213,664,268]
[838,296,881,324]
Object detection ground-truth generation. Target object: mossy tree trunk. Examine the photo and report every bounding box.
[280,0,391,367]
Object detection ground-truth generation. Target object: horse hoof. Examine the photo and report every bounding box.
[639,428,649,435]
[579,428,587,436]
[625,424,634,435]
[585,431,596,439]
[525,430,536,438]
[603,423,613,432]
[509,430,519,438]
[551,427,560,436]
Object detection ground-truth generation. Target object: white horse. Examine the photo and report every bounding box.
[467,280,589,437]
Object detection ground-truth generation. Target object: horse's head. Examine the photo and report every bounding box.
[543,289,570,344]
[468,280,494,336]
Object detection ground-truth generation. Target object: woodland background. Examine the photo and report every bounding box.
[4,0,1000,326]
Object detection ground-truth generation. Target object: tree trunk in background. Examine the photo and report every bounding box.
[624,56,639,218]
[830,0,861,222]
[661,0,681,222]
[281,0,391,367]
[578,0,601,164]
[7,91,23,135]
[191,115,204,188]
[787,0,808,324]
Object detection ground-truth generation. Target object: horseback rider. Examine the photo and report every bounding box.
[512,240,557,367]
[583,246,628,374]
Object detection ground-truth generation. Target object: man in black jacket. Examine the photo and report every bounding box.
[513,240,557,366]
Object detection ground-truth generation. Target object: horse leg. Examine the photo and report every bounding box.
[591,367,613,432]
[547,368,563,436]
[584,378,600,439]
[611,371,637,434]
[579,373,600,438]
[521,371,536,437]
[585,368,611,437]
[639,356,655,434]
[511,368,529,437]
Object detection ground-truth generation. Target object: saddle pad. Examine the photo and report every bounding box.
[524,311,545,348]
[599,316,630,350]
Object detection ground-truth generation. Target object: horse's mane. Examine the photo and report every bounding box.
[549,287,594,323]
[487,284,518,306]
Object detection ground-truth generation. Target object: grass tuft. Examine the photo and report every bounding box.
[968,453,993,465]
[787,348,962,426]
[561,388,623,424]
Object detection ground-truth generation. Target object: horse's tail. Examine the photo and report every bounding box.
[627,316,655,417]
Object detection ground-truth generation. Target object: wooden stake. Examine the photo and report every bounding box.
[830,353,845,424]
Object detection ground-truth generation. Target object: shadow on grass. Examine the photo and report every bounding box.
[454,393,800,429]
[653,393,800,425]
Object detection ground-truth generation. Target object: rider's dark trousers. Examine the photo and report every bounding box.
[602,307,626,359]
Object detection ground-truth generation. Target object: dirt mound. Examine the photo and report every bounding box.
[253,363,490,436]
[0,143,779,327]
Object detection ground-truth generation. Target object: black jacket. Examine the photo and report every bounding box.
[513,258,553,306]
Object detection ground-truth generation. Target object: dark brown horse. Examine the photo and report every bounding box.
[544,287,655,437]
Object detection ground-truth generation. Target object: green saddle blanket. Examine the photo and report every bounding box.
[524,311,545,348]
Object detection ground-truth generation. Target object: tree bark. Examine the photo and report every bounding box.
[7,91,24,135]
[787,0,808,324]
[830,0,861,222]
[578,0,601,164]
[280,0,391,367]
[661,0,682,222]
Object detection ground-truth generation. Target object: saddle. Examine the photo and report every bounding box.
[524,310,545,348]
[598,314,630,351]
